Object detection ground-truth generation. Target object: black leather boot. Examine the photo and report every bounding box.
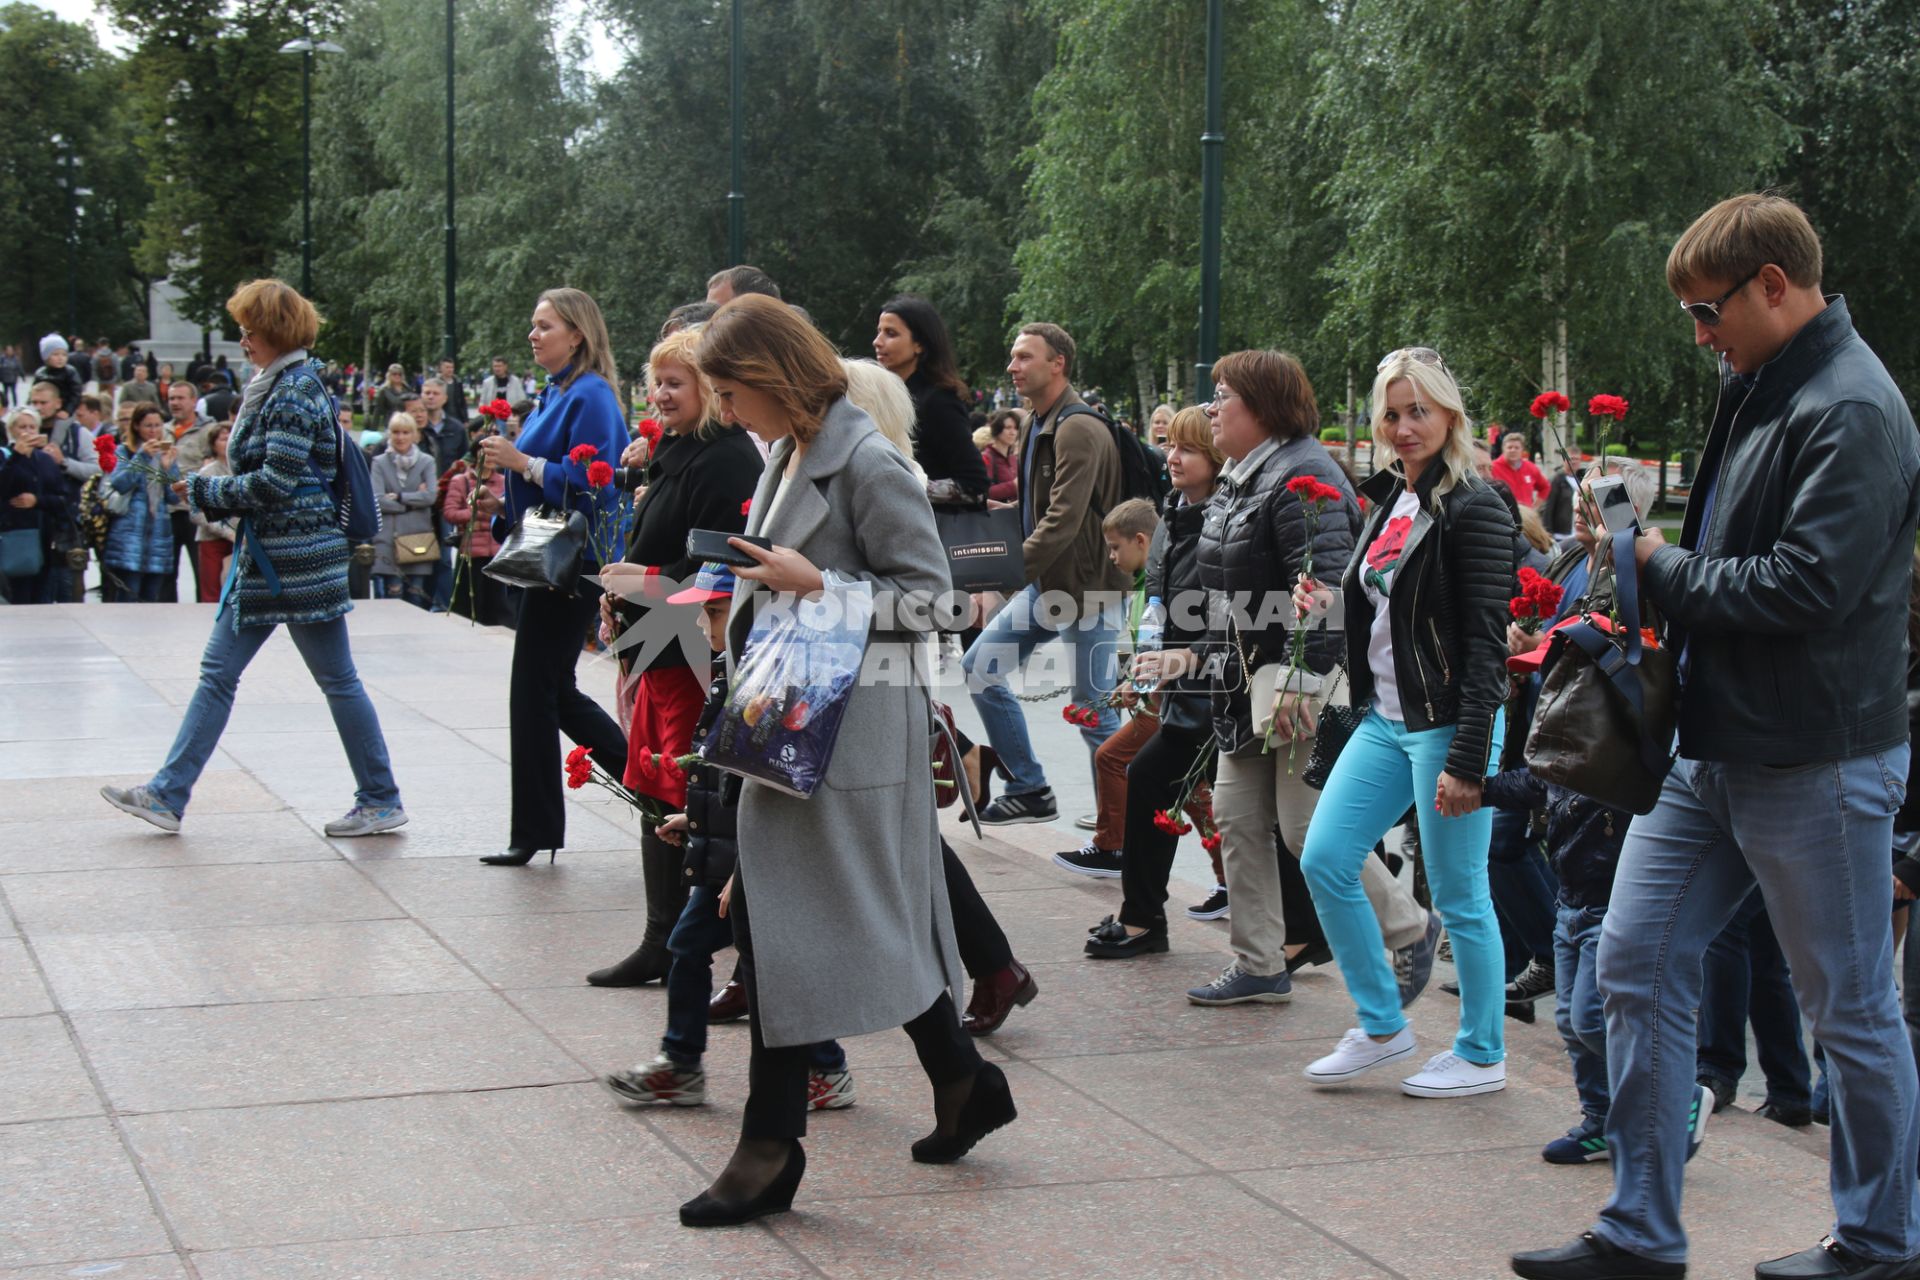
[586,825,689,987]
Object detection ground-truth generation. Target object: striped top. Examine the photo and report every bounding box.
[186,360,351,629]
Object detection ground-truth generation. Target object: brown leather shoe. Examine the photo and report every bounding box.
[708,979,748,1024]
[961,959,1038,1036]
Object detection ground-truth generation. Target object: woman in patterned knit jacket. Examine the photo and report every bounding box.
[99,279,407,839]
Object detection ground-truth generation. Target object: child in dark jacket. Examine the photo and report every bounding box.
[1489,637,1711,1165]
[602,563,851,1110]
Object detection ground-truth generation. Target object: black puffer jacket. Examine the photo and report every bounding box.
[1482,767,1625,909]
[680,669,742,891]
[1198,435,1360,756]
[1344,465,1516,781]
[1143,487,1212,730]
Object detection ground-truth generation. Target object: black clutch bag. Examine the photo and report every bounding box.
[483,504,588,593]
[1302,667,1363,791]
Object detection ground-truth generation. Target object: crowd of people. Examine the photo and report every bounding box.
[50,193,1920,1278]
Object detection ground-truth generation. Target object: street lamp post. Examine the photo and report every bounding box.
[1194,0,1224,399]
[726,0,745,266]
[443,0,457,364]
[50,135,83,337]
[278,36,345,297]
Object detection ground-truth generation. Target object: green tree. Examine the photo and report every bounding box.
[1313,0,1792,451]
[0,4,147,347]
[106,0,319,330]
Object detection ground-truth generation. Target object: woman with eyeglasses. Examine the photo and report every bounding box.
[1293,346,1516,1099]
[1164,350,1437,1009]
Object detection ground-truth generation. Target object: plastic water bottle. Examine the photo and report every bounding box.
[1133,596,1166,693]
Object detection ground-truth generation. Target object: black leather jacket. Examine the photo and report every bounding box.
[1342,466,1516,781]
[1644,298,1920,765]
[681,669,741,891]
[1197,435,1361,756]
[1143,488,1212,733]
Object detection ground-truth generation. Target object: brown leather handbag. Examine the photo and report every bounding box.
[1525,528,1677,815]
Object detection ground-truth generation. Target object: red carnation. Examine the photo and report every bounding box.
[1285,476,1319,499]
[563,745,594,789]
[1200,832,1223,854]
[478,398,513,420]
[740,499,752,517]
[586,460,614,487]
[636,747,654,770]
[1588,393,1630,421]
[95,436,118,473]
[1529,391,1571,419]
[1152,810,1193,836]
[568,443,599,465]
[636,418,662,447]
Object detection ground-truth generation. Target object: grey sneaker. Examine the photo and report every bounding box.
[604,1054,706,1107]
[324,805,409,837]
[1186,961,1292,1006]
[1393,910,1444,1008]
[100,784,181,833]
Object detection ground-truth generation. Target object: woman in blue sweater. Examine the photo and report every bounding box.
[471,287,632,865]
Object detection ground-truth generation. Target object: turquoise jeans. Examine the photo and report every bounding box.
[1301,706,1506,1065]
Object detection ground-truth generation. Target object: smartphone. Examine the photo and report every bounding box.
[686,528,772,568]
[1588,474,1639,536]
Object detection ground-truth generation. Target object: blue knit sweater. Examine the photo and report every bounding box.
[186,360,350,628]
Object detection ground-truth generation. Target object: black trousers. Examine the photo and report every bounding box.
[733,879,982,1141]
[508,585,628,848]
[166,509,199,603]
[1117,721,1213,929]
[943,838,1012,978]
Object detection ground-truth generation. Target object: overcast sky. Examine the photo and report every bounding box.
[25,0,622,78]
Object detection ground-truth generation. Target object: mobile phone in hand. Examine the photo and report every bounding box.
[686,528,772,569]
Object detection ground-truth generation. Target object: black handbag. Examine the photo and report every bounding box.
[483,504,587,593]
[1525,527,1677,814]
[932,503,1025,593]
[1303,667,1364,790]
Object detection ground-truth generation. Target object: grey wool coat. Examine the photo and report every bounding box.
[725,397,962,1049]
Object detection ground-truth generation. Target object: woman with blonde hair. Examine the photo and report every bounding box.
[471,287,632,867]
[583,322,762,986]
[673,294,1012,1227]
[1294,346,1516,1098]
[369,411,438,609]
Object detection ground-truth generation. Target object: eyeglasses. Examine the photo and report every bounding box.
[1205,385,1237,411]
[1377,346,1448,372]
[1677,269,1758,326]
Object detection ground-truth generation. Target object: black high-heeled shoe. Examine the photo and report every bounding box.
[911,1061,1018,1164]
[479,847,556,866]
[679,1141,805,1228]
[969,745,1007,810]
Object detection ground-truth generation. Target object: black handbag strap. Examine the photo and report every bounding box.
[1605,526,1645,665]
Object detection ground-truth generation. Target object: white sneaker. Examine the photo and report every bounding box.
[1400,1050,1507,1098]
[1304,1026,1416,1085]
[324,805,409,837]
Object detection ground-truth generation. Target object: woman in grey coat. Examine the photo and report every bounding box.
[678,295,1015,1228]
[369,412,438,608]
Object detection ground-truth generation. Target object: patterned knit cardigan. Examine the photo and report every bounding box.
[185,360,350,629]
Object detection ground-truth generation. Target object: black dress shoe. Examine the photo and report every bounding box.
[1755,1101,1815,1129]
[911,1061,1017,1164]
[1511,1230,1686,1279]
[1755,1236,1920,1279]
[678,1141,805,1228]
[479,847,555,866]
[1285,942,1333,973]
[586,943,669,987]
[1083,915,1169,959]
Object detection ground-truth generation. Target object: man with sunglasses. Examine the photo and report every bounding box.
[1514,196,1920,1280]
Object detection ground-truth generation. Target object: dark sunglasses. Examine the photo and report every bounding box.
[1678,269,1758,326]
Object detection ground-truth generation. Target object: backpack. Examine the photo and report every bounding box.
[1058,404,1169,511]
[310,418,381,543]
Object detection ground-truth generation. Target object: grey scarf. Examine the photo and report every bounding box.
[232,347,308,446]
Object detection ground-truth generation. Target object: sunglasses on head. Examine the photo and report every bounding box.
[1678,268,1758,326]
[1377,346,1448,373]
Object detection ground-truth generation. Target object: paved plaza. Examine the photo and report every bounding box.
[1,602,1842,1279]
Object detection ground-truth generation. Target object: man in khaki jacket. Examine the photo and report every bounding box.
[963,322,1127,826]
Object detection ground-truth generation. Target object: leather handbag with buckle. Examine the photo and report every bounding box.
[392,532,440,566]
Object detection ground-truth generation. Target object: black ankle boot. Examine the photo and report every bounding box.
[679,1141,805,1228]
[911,1062,1018,1164]
[586,942,671,987]
[584,828,689,986]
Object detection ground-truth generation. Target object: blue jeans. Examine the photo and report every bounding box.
[1301,707,1506,1064]
[660,886,844,1072]
[1594,750,1919,1265]
[108,570,164,603]
[375,574,431,610]
[1555,902,1610,1131]
[961,583,1122,795]
[1696,886,1812,1108]
[150,616,399,816]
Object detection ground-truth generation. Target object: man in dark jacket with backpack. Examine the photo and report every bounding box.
[964,322,1128,826]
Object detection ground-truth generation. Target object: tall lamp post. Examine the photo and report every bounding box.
[726,0,745,265]
[50,135,88,338]
[278,36,346,298]
[443,0,457,364]
[1193,0,1224,398]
